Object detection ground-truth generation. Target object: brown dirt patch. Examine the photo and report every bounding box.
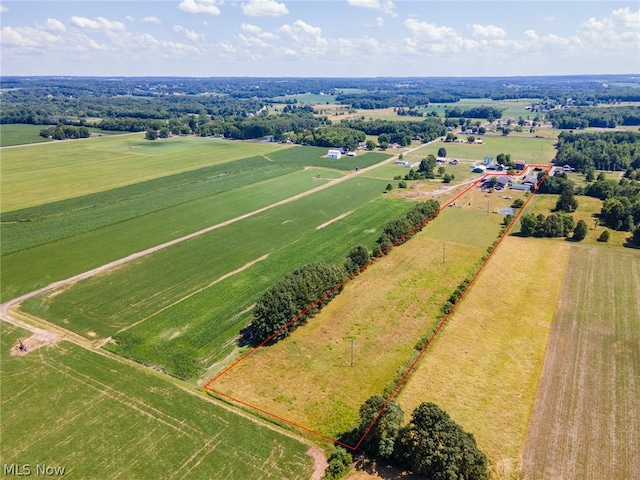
[10,330,60,356]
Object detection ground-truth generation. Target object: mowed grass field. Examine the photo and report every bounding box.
[396,236,572,479]
[520,245,640,480]
[417,135,556,164]
[211,206,506,438]
[0,134,291,211]
[0,324,314,479]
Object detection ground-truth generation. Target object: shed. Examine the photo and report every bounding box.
[515,160,526,171]
[327,149,341,159]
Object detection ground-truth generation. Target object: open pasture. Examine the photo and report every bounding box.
[419,135,556,164]
[520,245,640,480]
[268,146,391,170]
[271,93,337,104]
[0,134,290,211]
[396,237,572,479]
[523,193,630,246]
[0,324,314,479]
[210,206,506,438]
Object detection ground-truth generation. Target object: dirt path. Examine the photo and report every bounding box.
[1,141,435,328]
[0,140,439,479]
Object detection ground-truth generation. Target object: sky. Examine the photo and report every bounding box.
[0,1,639,77]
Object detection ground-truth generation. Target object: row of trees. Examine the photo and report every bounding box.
[39,124,91,140]
[336,396,488,479]
[339,117,446,144]
[444,106,503,120]
[250,201,440,346]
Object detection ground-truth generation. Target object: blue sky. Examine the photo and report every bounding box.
[1,1,638,76]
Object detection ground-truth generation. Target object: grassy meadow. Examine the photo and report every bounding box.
[210,205,506,438]
[0,324,314,479]
[396,236,572,479]
[523,193,631,246]
[520,245,640,480]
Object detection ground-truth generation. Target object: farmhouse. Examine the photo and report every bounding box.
[327,149,341,159]
[522,174,539,185]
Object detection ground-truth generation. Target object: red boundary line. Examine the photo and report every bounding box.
[205,165,551,450]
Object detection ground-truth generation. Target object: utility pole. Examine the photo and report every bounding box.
[442,242,446,264]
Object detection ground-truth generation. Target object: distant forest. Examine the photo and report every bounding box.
[2,75,640,143]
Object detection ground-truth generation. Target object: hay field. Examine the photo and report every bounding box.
[396,236,571,479]
[520,245,640,480]
[210,207,505,438]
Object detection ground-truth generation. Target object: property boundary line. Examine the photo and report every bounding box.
[204,165,552,450]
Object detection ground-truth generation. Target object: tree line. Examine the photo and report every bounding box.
[249,201,440,346]
[554,131,640,172]
[548,106,640,129]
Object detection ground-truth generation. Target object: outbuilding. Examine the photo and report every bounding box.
[327,149,341,159]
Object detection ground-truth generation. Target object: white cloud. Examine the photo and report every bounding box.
[543,15,556,22]
[43,18,66,33]
[609,7,640,29]
[71,16,126,32]
[471,24,506,39]
[173,25,204,42]
[278,19,328,54]
[142,16,162,25]
[366,16,384,27]
[347,0,396,17]
[1,5,9,13]
[241,23,262,34]
[178,0,222,15]
[405,18,456,42]
[125,15,135,22]
[242,0,288,17]
[524,29,538,40]
[1,26,63,48]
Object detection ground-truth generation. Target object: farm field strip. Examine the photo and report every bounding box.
[0,166,339,300]
[1,158,304,255]
[0,135,291,211]
[520,245,640,480]
[0,324,314,479]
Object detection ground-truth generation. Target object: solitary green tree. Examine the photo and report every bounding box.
[357,395,404,459]
[437,147,447,158]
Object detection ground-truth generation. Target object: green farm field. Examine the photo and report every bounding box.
[272,93,337,104]
[520,245,640,480]
[211,206,506,438]
[0,134,291,211]
[422,98,538,119]
[1,166,338,300]
[0,124,53,147]
[0,324,314,479]
[21,180,408,377]
[397,236,572,479]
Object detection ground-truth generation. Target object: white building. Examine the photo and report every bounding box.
[327,149,341,159]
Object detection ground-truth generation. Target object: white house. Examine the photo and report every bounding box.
[327,149,341,159]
